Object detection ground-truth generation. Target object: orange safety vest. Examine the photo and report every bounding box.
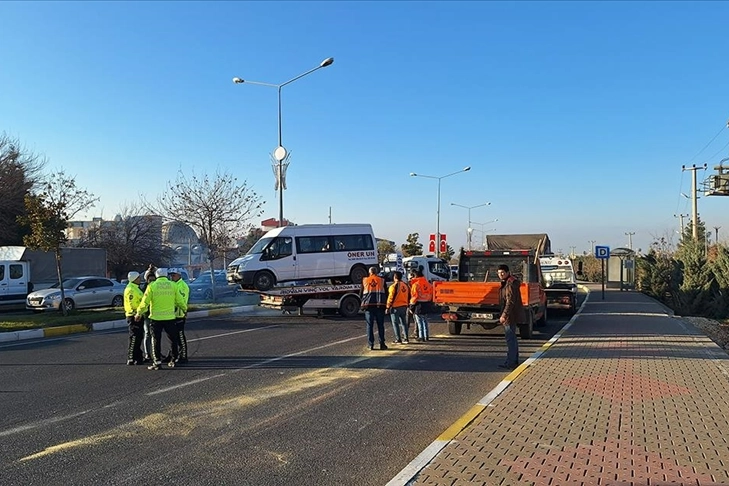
[387,280,410,309]
[409,276,433,304]
[361,274,387,308]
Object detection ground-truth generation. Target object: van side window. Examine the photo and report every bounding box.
[296,236,331,254]
[331,234,374,252]
[263,237,293,261]
[0,265,4,280]
[9,264,24,279]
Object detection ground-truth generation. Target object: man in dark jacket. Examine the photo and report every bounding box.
[361,266,388,350]
[497,264,525,370]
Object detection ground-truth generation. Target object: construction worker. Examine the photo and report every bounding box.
[168,268,190,364]
[140,268,156,362]
[361,266,388,350]
[409,268,433,341]
[386,270,410,344]
[135,268,187,370]
[124,271,144,365]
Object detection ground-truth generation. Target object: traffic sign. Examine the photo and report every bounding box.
[595,245,610,259]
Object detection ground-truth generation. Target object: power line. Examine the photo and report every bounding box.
[686,121,728,166]
[703,138,729,164]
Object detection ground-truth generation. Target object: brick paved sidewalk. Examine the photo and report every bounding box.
[397,287,729,486]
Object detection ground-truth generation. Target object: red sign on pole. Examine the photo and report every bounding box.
[439,234,447,254]
[429,234,436,253]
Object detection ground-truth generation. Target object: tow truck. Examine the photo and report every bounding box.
[254,282,362,317]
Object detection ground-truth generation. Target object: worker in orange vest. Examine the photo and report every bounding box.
[361,266,388,350]
[409,268,433,341]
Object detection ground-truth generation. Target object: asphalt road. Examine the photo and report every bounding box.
[0,300,580,485]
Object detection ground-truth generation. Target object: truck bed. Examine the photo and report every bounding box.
[433,281,541,307]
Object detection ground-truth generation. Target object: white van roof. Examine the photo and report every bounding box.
[264,224,374,237]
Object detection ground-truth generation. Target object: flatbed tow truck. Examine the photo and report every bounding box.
[254,283,362,318]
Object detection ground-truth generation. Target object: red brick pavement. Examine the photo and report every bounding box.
[390,287,729,486]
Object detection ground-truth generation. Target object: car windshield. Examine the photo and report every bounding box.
[247,237,274,255]
[50,278,83,289]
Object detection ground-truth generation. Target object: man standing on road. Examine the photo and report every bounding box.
[123,271,144,365]
[361,266,388,350]
[141,267,157,362]
[135,268,187,370]
[409,268,433,342]
[169,268,190,364]
[497,264,524,370]
[386,270,410,344]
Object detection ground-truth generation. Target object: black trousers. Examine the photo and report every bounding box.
[175,317,188,360]
[149,318,180,363]
[127,316,144,362]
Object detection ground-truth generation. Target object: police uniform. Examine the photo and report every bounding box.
[124,272,144,364]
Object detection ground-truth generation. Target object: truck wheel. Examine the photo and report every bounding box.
[339,295,360,318]
[448,321,462,335]
[519,311,533,339]
[111,295,124,307]
[253,271,275,291]
[570,296,577,315]
[536,306,547,326]
[349,265,367,284]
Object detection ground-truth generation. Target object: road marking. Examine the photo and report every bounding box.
[146,333,365,396]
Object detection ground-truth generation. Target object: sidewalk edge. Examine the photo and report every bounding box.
[386,285,592,486]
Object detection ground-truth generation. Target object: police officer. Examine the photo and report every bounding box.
[140,268,156,362]
[124,271,144,365]
[168,268,190,364]
[135,268,187,370]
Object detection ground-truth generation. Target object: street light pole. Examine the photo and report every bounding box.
[233,57,334,227]
[410,167,471,257]
[471,219,498,249]
[625,232,635,250]
[451,201,490,250]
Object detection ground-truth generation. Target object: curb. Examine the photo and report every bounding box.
[386,285,592,486]
[0,305,266,343]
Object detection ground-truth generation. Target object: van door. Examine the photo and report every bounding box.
[294,235,335,279]
[1,262,30,303]
[0,263,6,301]
[260,236,297,283]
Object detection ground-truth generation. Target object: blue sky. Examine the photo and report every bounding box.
[2,1,729,255]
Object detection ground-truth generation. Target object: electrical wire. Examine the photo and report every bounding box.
[686,122,728,165]
[703,138,729,166]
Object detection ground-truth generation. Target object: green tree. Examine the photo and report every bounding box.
[673,237,712,315]
[681,217,709,246]
[0,133,46,245]
[377,239,396,263]
[441,244,456,262]
[18,170,98,316]
[401,233,422,257]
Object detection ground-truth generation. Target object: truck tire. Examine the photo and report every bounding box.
[448,321,462,335]
[519,311,533,339]
[536,305,547,326]
[349,265,367,284]
[253,271,276,291]
[339,295,360,318]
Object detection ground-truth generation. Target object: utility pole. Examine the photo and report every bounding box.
[715,226,721,243]
[328,206,332,224]
[570,246,576,258]
[682,164,707,242]
[588,240,596,254]
[674,213,689,240]
[625,232,635,250]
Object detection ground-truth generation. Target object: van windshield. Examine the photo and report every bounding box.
[247,237,274,255]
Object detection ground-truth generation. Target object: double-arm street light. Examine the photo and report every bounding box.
[410,167,471,256]
[233,57,334,227]
[451,202,491,250]
[471,219,499,249]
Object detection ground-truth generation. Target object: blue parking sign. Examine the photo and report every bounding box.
[595,245,610,259]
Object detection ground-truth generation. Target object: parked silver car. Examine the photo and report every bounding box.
[26,276,126,312]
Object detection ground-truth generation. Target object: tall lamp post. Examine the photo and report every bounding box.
[410,167,471,257]
[450,202,490,250]
[233,57,334,227]
[471,219,498,249]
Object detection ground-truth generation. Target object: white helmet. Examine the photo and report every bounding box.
[155,267,168,278]
[127,271,140,282]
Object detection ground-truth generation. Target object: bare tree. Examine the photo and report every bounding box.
[149,169,264,301]
[0,133,46,245]
[78,202,172,280]
[18,170,99,316]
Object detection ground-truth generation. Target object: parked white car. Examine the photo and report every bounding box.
[26,276,126,312]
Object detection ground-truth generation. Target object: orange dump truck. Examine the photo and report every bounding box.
[433,248,547,339]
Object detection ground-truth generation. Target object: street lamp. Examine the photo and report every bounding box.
[450,202,490,250]
[410,167,471,256]
[471,219,498,249]
[233,57,334,227]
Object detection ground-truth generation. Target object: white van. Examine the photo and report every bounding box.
[227,224,378,291]
[0,260,31,305]
[403,255,451,282]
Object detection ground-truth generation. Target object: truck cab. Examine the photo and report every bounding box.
[539,255,578,313]
[402,255,450,283]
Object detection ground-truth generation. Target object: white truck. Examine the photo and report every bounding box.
[402,255,451,283]
[539,254,578,314]
[0,246,107,306]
